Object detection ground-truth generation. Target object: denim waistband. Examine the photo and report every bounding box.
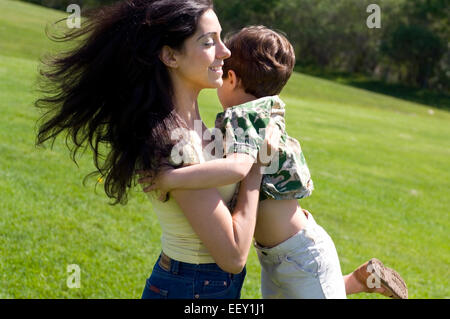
[157,252,240,277]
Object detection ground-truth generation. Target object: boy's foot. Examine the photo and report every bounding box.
[354,258,408,299]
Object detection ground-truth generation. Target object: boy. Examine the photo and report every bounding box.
[139,26,407,299]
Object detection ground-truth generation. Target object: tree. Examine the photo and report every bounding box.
[380,0,448,88]
[381,24,445,88]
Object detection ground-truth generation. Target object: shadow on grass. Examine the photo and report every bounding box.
[295,67,450,111]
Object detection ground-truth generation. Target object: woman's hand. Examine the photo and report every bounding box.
[137,168,173,201]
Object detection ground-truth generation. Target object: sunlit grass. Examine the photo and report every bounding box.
[1,0,449,299]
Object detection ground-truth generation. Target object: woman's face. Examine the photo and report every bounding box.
[172,9,231,91]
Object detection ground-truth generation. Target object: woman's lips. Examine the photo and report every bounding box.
[209,66,223,73]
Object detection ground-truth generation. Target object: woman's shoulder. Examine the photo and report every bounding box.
[167,129,205,166]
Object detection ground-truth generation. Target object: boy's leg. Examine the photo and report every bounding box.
[256,249,283,298]
[260,261,284,299]
[277,211,346,299]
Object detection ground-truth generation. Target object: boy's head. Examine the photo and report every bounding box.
[217,26,295,108]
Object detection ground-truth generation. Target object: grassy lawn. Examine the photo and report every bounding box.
[1,0,449,298]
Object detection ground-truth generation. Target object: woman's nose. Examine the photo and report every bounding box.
[217,40,231,60]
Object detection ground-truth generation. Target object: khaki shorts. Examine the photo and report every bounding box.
[254,211,346,299]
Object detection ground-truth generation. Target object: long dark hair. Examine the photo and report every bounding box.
[35,0,213,205]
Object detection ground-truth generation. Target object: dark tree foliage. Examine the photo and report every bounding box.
[22,0,449,91]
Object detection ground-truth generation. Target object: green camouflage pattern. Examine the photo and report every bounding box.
[215,95,314,202]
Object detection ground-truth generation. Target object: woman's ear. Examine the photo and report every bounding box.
[159,45,178,68]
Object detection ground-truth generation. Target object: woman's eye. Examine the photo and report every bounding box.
[204,42,215,47]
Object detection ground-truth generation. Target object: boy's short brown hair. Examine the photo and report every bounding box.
[222,25,295,98]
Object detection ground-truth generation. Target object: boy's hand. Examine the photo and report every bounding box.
[137,168,173,202]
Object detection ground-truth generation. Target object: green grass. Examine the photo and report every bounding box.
[1,0,449,298]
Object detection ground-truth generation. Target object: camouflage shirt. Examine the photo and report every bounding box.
[215,95,314,202]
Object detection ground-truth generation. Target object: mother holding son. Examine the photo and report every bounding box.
[35,0,407,299]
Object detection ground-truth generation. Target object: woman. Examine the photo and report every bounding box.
[35,0,271,299]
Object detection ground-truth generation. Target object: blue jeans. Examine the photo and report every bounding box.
[141,253,246,299]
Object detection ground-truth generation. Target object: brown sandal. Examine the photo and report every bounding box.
[354,258,408,299]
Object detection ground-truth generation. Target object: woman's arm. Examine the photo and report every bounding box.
[170,162,263,274]
[140,153,254,193]
[138,121,280,194]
